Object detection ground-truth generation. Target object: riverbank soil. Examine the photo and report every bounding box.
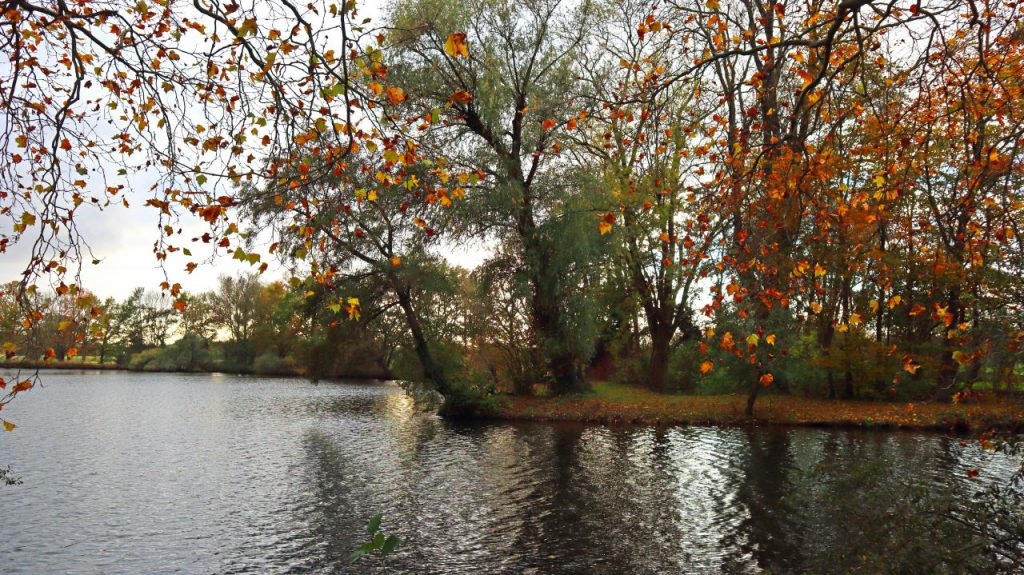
[498,382,1024,431]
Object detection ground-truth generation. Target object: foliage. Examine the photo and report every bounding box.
[349,513,403,569]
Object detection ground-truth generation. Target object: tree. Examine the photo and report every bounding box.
[209,274,262,366]
[385,0,603,393]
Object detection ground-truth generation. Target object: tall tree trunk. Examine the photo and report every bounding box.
[395,287,450,397]
[647,323,672,393]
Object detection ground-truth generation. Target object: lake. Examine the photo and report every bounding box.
[0,371,1019,574]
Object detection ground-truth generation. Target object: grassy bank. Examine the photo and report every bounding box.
[497,381,1024,432]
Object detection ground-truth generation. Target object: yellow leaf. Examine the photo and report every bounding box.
[765,334,776,346]
[888,295,902,309]
[700,361,714,374]
[869,299,879,313]
[849,313,862,326]
[598,221,612,235]
[2,420,14,432]
[810,302,822,314]
[746,334,760,347]
[367,190,378,202]
[444,33,469,58]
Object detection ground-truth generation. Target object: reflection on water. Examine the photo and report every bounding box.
[0,371,1017,574]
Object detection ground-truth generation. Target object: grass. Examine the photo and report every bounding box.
[497,381,1024,432]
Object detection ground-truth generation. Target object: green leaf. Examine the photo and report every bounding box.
[348,542,374,563]
[371,532,385,549]
[381,535,401,556]
[366,513,382,535]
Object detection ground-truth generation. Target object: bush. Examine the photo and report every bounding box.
[127,333,213,372]
[252,352,282,374]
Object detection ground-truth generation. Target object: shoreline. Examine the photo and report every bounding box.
[493,383,1024,433]
[6,366,1022,433]
[0,361,389,381]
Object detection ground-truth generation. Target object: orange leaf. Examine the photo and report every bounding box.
[449,89,473,104]
[759,373,774,387]
[385,87,406,105]
[700,361,713,374]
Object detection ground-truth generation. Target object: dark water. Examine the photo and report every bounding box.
[0,371,1018,574]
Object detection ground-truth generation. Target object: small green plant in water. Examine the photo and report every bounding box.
[350,513,402,571]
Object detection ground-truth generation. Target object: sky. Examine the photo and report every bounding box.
[0,196,492,300]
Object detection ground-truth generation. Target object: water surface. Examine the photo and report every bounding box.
[0,371,1017,574]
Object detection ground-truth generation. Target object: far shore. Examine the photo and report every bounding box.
[0,360,388,381]
[6,364,1023,433]
[494,382,1024,433]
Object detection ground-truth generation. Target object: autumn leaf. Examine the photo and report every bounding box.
[66,347,78,358]
[541,119,556,131]
[385,87,406,105]
[700,361,714,374]
[390,256,401,267]
[903,356,922,375]
[598,221,612,235]
[444,33,470,58]
[759,373,774,387]
[2,420,14,432]
[449,90,473,104]
[721,331,734,350]
[346,297,361,320]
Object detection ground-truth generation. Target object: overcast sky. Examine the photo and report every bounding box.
[0,195,492,300]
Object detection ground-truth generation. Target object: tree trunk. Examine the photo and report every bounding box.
[746,377,761,417]
[529,263,587,394]
[395,288,450,397]
[646,328,671,393]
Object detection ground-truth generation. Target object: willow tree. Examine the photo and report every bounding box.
[383,0,604,393]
